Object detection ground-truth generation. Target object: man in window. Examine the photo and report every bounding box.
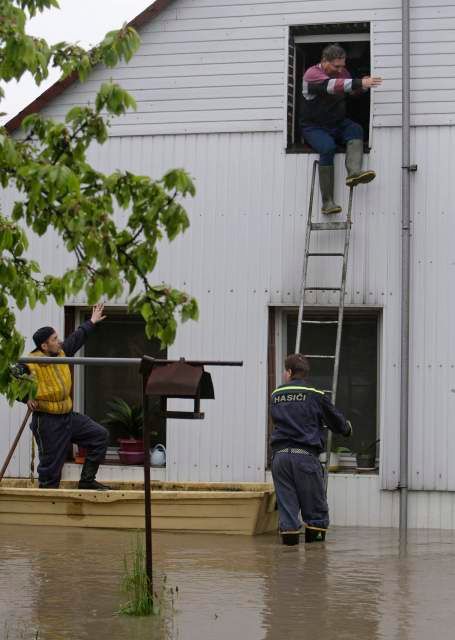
[301,43,382,214]
[270,353,352,544]
[18,303,110,490]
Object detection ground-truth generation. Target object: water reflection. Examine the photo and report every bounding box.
[2,526,455,639]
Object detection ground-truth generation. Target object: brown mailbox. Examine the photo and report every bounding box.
[141,357,214,419]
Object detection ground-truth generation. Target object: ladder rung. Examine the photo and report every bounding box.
[307,252,344,257]
[304,286,341,291]
[302,320,338,325]
[304,354,335,359]
[310,222,349,231]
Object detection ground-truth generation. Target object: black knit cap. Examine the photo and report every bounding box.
[32,326,55,349]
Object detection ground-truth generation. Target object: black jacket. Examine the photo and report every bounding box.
[270,378,351,454]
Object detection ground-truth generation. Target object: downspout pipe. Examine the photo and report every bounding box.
[400,0,412,544]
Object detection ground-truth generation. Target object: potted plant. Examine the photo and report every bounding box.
[102,398,144,465]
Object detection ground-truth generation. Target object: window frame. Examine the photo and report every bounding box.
[70,306,167,462]
[286,23,373,154]
[267,305,382,471]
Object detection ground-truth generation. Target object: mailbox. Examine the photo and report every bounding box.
[141,357,214,419]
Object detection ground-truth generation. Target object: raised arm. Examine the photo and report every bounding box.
[62,303,106,356]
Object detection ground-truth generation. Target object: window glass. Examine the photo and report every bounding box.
[286,312,378,457]
[83,312,166,447]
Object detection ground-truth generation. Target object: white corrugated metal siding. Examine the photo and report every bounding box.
[1,129,400,484]
[39,0,455,134]
[0,121,454,494]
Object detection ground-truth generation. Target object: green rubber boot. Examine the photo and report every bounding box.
[318,165,342,215]
[304,527,327,543]
[345,139,376,187]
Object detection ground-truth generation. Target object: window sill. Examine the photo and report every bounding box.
[286,143,371,155]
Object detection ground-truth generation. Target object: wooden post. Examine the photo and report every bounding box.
[142,375,153,598]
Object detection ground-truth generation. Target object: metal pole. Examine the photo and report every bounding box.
[19,356,243,367]
[0,409,32,482]
[400,0,412,544]
[142,376,153,598]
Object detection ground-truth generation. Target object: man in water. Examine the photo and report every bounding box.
[301,43,382,214]
[19,303,110,490]
[270,353,352,544]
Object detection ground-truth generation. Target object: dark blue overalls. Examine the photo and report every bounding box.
[270,379,351,534]
[19,321,108,488]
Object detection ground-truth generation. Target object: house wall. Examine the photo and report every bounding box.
[1,1,455,498]
[40,0,455,134]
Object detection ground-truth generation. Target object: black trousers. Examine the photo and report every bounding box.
[271,451,329,531]
[31,411,108,488]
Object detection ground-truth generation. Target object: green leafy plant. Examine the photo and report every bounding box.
[0,0,199,404]
[102,397,143,439]
[118,535,178,628]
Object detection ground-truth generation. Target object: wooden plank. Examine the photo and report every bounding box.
[0,512,259,533]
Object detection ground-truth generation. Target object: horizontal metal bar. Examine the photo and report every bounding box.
[301,320,338,324]
[19,356,243,367]
[161,411,205,420]
[19,356,142,366]
[307,252,344,257]
[310,222,349,231]
[304,354,335,359]
[304,287,341,291]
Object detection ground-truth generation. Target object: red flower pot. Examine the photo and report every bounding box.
[117,438,143,452]
[118,450,145,465]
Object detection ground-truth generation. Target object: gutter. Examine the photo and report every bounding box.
[400,0,415,543]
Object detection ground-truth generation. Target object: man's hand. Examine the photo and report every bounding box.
[27,399,38,412]
[91,303,106,325]
[362,76,383,89]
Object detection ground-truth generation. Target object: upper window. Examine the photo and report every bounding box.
[287,23,371,152]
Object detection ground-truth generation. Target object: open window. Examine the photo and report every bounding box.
[287,23,372,153]
[268,307,380,470]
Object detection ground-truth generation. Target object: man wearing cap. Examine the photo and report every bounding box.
[19,303,110,490]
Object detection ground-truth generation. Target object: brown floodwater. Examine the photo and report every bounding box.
[2,525,455,639]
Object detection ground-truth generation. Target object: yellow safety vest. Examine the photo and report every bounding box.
[27,350,73,414]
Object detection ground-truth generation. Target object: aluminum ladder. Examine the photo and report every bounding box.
[294,159,354,489]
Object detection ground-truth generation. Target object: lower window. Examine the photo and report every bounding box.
[70,308,166,454]
[270,308,380,469]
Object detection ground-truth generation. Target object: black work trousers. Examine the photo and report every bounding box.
[31,411,108,488]
[271,451,329,531]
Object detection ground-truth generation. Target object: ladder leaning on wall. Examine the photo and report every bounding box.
[294,159,354,490]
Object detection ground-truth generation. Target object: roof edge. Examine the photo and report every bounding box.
[4,0,175,134]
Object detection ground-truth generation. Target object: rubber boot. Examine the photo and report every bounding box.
[318,165,342,215]
[280,530,300,546]
[304,527,327,543]
[78,459,111,491]
[345,139,376,187]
